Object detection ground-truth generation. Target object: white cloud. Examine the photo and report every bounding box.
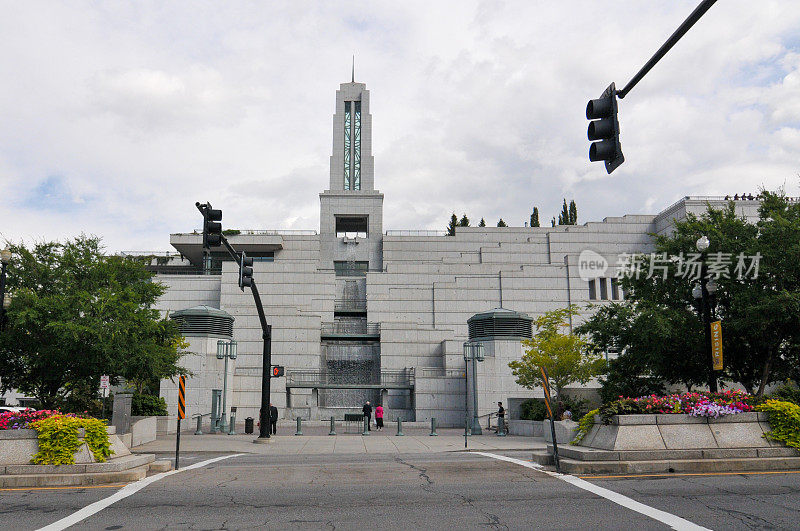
[1,1,799,250]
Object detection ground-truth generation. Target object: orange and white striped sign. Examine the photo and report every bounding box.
[178,375,186,420]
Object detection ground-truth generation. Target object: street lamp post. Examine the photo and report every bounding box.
[0,248,11,331]
[692,236,718,393]
[463,342,485,437]
[216,340,237,433]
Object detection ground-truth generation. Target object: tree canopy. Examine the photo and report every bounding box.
[577,192,800,397]
[509,307,603,397]
[531,207,540,227]
[0,236,187,409]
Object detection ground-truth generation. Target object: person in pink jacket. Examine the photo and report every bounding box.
[375,404,384,431]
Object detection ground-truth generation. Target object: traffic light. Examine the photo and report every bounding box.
[586,83,624,174]
[239,252,253,291]
[271,366,285,377]
[200,202,223,248]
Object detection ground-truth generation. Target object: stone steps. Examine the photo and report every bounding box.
[0,454,155,488]
[531,450,800,475]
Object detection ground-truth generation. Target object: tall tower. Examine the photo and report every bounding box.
[319,79,384,271]
[318,78,384,410]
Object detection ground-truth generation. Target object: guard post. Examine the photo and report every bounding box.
[176,375,186,470]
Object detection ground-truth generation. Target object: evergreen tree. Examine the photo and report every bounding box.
[497,218,507,227]
[558,199,569,225]
[446,213,458,236]
[478,218,486,227]
[569,200,577,225]
[459,214,470,227]
[551,217,556,227]
[530,207,540,227]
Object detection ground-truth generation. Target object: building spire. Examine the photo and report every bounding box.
[351,55,355,83]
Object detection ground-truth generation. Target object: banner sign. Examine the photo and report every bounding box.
[711,320,723,371]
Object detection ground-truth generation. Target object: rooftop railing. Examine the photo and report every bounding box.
[385,230,448,236]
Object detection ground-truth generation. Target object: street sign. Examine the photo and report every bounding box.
[711,320,723,371]
[178,375,186,420]
[100,375,110,398]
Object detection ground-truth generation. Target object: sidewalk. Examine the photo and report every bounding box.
[132,428,546,456]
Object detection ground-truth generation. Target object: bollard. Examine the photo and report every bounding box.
[396,417,404,436]
[430,417,438,436]
[228,410,237,435]
[295,417,303,436]
[195,415,203,435]
[362,416,370,436]
[329,416,336,436]
[497,416,506,437]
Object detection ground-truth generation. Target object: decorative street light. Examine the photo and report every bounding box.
[0,247,11,331]
[692,235,718,392]
[216,339,238,432]
[463,342,485,437]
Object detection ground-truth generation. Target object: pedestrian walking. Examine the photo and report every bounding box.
[375,404,384,431]
[497,401,505,432]
[362,401,372,431]
[269,403,278,435]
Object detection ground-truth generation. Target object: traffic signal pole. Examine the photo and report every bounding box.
[196,202,273,439]
[617,0,717,99]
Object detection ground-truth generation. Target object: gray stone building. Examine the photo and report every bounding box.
[153,78,766,427]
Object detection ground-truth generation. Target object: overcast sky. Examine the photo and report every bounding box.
[2,1,799,252]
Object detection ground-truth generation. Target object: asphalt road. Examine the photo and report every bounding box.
[3,451,800,530]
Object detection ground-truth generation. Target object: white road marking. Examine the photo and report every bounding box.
[38,454,245,531]
[472,452,711,531]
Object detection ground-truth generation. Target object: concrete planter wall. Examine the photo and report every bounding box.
[542,420,578,443]
[0,426,130,466]
[579,412,778,451]
[509,419,544,437]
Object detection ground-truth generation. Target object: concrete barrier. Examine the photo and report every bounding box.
[508,420,544,437]
[543,420,578,444]
[0,426,130,466]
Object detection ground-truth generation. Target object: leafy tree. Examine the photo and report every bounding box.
[509,307,604,397]
[531,207,540,227]
[459,214,470,227]
[446,213,458,236]
[578,192,800,396]
[478,218,486,227]
[497,218,507,227]
[0,236,188,409]
[569,200,578,225]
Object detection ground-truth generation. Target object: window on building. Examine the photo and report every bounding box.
[343,100,362,191]
[599,277,608,300]
[336,216,368,238]
[611,277,620,300]
[588,279,597,300]
[334,261,369,277]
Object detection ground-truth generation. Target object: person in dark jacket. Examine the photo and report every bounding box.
[362,401,372,431]
[269,403,279,435]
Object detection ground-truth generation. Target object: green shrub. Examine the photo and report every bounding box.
[132,393,168,416]
[520,399,548,421]
[30,415,113,465]
[758,400,800,450]
[770,381,800,406]
[571,408,599,445]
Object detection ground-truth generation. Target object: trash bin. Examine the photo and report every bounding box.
[245,417,254,434]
